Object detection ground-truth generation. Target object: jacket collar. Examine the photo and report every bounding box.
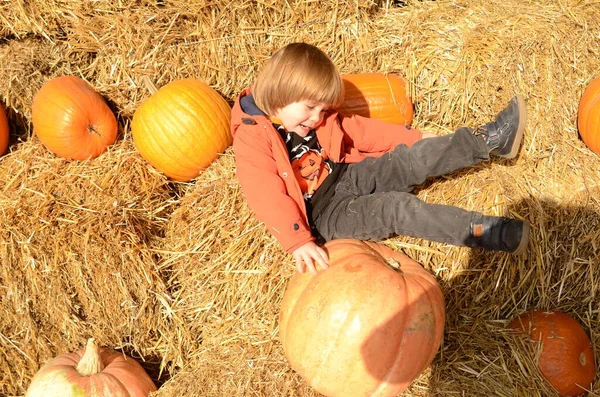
[239,93,265,116]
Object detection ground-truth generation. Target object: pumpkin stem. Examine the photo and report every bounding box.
[87,124,103,137]
[75,338,105,376]
[386,258,401,270]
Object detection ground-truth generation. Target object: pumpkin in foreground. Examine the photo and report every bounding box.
[578,76,600,155]
[0,103,8,155]
[32,76,118,160]
[131,78,232,182]
[25,338,157,397]
[508,310,595,397]
[337,73,414,125]
[279,239,445,397]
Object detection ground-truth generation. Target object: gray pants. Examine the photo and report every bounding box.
[313,127,490,247]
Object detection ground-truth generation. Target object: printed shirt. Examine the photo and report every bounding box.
[271,118,336,200]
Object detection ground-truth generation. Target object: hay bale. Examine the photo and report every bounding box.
[0,139,176,394]
[151,152,300,392]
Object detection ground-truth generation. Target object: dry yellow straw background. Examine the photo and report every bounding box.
[1,0,600,396]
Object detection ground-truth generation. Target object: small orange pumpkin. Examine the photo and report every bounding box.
[0,103,8,155]
[279,239,445,397]
[578,76,600,155]
[509,310,595,397]
[32,76,118,160]
[131,79,232,182]
[25,338,157,397]
[337,73,414,125]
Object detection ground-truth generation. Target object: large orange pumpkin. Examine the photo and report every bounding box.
[578,76,600,155]
[279,239,445,397]
[0,103,8,155]
[25,338,157,397]
[509,310,595,397]
[131,78,232,182]
[336,73,414,125]
[32,76,118,160]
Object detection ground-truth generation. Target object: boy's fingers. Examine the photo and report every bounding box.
[306,260,318,275]
[294,255,305,273]
[301,253,318,275]
[293,246,327,274]
[314,247,329,270]
[316,246,329,262]
[315,256,328,270]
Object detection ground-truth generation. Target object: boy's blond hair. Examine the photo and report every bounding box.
[253,43,344,116]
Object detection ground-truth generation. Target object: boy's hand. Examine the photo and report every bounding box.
[292,242,329,275]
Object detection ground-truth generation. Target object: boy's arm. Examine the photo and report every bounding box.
[233,129,314,254]
[338,113,423,152]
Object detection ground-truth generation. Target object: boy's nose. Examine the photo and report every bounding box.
[310,112,323,123]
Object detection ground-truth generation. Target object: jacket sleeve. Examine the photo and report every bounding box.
[339,114,422,153]
[233,126,315,254]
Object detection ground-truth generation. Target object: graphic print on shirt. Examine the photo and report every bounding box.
[277,126,331,200]
[291,146,331,197]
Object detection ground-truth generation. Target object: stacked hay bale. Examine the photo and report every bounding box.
[0,0,599,396]
[0,139,176,386]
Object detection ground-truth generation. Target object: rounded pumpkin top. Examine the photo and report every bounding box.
[31,75,118,160]
[337,73,414,126]
[131,78,232,182]
[279,239,445,397]
[509,310,595,397]
[578,76,600,155]
[25,338,157,397]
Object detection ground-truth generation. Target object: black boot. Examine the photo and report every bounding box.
[476,95,527,159]
[466,216,530,254]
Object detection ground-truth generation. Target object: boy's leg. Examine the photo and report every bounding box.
[313,95,530,253]
[315,189,476,245]
[314,189,529,254]
[344,127,489,194]
[349,94,527,194]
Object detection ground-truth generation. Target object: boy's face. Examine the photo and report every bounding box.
[273,100,329,137]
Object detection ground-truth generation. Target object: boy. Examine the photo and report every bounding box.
[231,42,529,274]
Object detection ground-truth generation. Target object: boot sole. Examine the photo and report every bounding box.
[511,219,530,255]
[499,94,527,159]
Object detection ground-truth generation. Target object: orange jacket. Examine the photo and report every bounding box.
[231,89,422,253]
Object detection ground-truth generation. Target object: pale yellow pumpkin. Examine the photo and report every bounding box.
[279,239,445,397]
